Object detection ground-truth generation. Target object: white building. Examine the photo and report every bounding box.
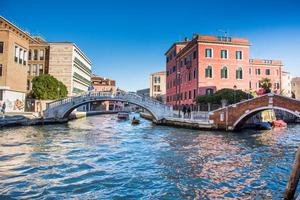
[48,42,92,96]
[281,71,292,97]
[150,71,166,101]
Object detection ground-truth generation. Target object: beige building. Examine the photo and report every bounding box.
[0,16,41,112]
[90,74,117,111]
[150,71,166,101]
[292,77,300,100]
[27,37,50,91]
[281,71,292,97]
[91,74,116,92]
[48,42,92,96]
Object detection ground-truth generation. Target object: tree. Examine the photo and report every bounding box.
[259,78,272,94]
[31,75,68,100]
[195,88,252,105]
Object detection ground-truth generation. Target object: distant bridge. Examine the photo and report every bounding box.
[209,93,300,131]
[44,91,173,121]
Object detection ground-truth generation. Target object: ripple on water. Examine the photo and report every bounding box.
[0,116,300,199]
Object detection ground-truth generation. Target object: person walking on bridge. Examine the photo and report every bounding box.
[182,105,187,118]
[187,106,191,119]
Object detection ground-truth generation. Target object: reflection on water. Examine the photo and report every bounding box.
[0,114,300,199]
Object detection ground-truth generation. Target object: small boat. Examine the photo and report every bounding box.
[117,112,129,120]
[131,117,140,125]
[272,120,287,128]
[255,122,272,130]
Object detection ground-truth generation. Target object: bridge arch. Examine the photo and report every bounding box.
[233,106,300,130]
[61,98,160,120]
[44,91,172,122]
[209,94,300,131]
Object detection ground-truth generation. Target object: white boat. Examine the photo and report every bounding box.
[117,112,129,120]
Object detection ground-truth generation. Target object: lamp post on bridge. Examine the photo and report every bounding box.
[233,85,237,104]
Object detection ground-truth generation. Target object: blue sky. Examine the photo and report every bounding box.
[1,0,300,91]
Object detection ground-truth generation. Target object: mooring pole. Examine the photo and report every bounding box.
[284,146,300,200]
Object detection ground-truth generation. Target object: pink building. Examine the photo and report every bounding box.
[165,34,283,107]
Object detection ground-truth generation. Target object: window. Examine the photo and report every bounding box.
[266,69,270,75]
[185,92,187,100]
[27,64,31,75]
[193,50,197,59]
[23,50,27,65]
[249,68,252,75]
[0,42,3,53]
[221,50,228,59]
[221,66,228,79]
[205,49,212,58]
[14,46,19,62]
[0,64,2,76]
[188,72,191,81]
[193,68,197,79]
[189,91,192,99]
[39,64,43,75]
[166,56,169,63]
[205,66,213,78]
[34,49,38,60]
[206,88,214,95]
[172,66,176,73]
[19,48,23,64]
[256,68,261,75]
[249,81,252,89]
[28,50,32,60]
[236,67,243,79]
[193,89,196,99]
[39,50,44,60]
[27,80,31,91]
[236,51,242,60]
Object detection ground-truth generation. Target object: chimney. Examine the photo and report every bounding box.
[184,37,190,42]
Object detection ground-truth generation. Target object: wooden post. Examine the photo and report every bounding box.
[284,146,300,200]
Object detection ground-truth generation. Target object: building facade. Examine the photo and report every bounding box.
[281,71,292,97]
[150,71,166,100]
[90,74,117,111]
[165,34,283,107]
[0,16,41,112]
[27,37,50,91]
[48,42,92,96]
[91,74,116,92]
[292,77,300,100]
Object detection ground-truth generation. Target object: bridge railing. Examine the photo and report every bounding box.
[46,91,172,112]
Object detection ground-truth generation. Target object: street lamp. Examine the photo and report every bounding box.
[177,71,181,117]
[233,85,237,104]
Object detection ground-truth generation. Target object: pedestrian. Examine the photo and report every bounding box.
[187,106,191,119]
[1,102,6,119]
[182,105,187,118]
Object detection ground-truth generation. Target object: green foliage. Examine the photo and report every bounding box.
[31,75,68,100]
[196,88,252,105]
[259,78,272,93]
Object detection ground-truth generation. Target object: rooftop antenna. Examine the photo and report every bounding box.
[218,29,229,37]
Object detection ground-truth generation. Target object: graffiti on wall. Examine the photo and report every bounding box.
[3,99,25,112]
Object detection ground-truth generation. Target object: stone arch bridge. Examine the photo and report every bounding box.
[209,94,300,131]
[44,91,173,122]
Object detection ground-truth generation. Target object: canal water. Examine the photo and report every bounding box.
[0,115,300,199]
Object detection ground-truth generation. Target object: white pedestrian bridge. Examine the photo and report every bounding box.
[44,91,173,121]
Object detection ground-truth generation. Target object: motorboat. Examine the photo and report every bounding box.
[272,120,287,128]
[255,122,272,130]
[131,118,140,125]
[117,112,129,120]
